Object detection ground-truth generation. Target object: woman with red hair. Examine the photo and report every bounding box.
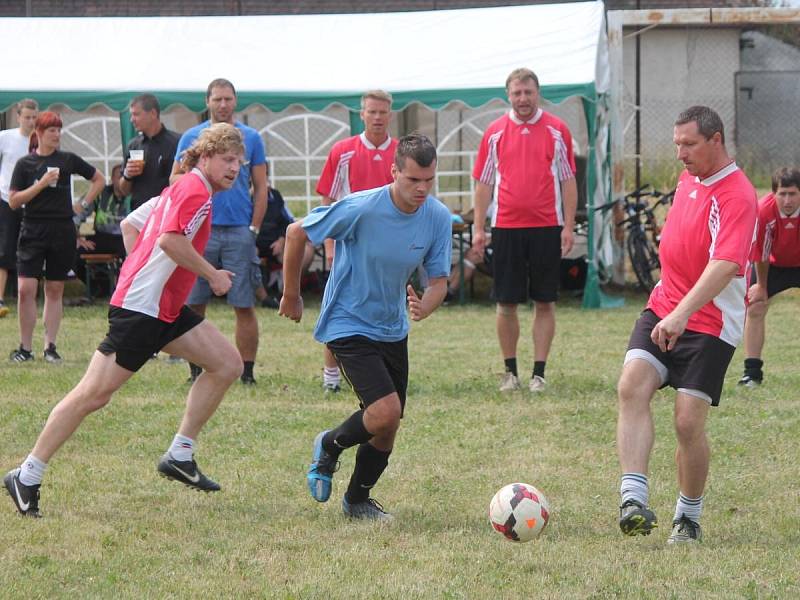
[8,111,105,363]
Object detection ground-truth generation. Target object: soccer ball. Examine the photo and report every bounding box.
[489,482,550,542]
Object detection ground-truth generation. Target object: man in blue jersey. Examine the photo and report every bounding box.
[280,133,451,520]
[170,78,268,385]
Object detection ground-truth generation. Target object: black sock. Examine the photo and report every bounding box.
[744,358,763,378]
[504,357,518,377]
[322,410,372,458]
[242,361,254,378]
[189,363,202,378]
[533,361,546,379]
[345,443,391,504]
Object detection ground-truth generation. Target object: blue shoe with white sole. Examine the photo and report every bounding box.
[307,430,338,502]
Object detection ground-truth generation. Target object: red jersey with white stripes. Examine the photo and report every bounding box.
[752,193,800,267]
[647,163,758,346]
[316,133,397,201]
[473,109,576,228]
[111,169,213,322]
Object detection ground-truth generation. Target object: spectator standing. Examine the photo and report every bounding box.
[472,68,578,393]
[8,111,104,363]
[171,78,268,385]
[315,89,398,393]
[0,99,38,317]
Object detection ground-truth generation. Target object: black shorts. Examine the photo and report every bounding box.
[16,220,76,280]
[755,265,800,298]
[625,310,735,406]
[326,335,409,416]
[492,226,561,303]
[98,305,204,372]
[0,200,22,270]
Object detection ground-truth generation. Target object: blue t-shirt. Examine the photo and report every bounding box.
[175,120,266,226]
[303,185,452,343]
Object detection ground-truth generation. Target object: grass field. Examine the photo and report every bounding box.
[1,290,798,599]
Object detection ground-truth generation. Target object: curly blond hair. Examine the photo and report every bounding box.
[180,123,244,172]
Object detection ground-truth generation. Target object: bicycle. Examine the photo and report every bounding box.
[595,184,674,291]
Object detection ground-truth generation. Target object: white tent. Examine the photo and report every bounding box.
[0,1,614,306]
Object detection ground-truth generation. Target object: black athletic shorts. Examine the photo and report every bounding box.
[0,200,22,270]
[750,265,800,298]
[625,309,735,406]
[326,335,409,415]
[16,220,76,280]
[98,305,204,372]
[492,226,561,303]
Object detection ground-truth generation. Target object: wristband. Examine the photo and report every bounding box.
[248,225,259,235]
[122,172,134,182]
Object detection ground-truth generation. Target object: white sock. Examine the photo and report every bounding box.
[323,366,341,386]
[620,472,649,506]
[18,454,47,486]
[168,434,195,462]
[674,492,703,523]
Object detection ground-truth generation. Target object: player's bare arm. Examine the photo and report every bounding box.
[407,276,448,321]
[279,221,308,322]
[250,163,268,231]
[560,177,578,255]
[472,182,493,253]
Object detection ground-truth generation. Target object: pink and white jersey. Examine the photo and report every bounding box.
[316,133,397,201]
[473,109,576,229]
[647,163,758,346]
[111,169,213,322]
[752,193,800,267]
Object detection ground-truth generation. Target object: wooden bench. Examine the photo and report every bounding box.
[83,253,121,298]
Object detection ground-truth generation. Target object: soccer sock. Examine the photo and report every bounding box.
[168,434,195,462]
[504,358,518,377]
[322,409,372,458]
[323,366,341,387]
[345,443,391,504]
[242,361,254,379]
[189,363,202,379]
[18,454,47,487]
[620,472,649,507]
[532,361,546,379]
[674,492,703,523]
[744,358,764,378]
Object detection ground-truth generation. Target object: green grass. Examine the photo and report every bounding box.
[1,291,798,598]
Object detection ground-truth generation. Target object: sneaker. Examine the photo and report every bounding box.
[737,374,762,387]
[529,375,546,392]
[323,382,341,394]
[499,372,520,391]
[9,346,34,363]
[157,453,220,492]
[261,296,280,309]
[342,496,393,521]
[43,343,62,364]
[4,469,41,518]
[240,373,256,385]
[0,300,8,318]
[307,430,338,502]
[667,514,702,544]
[619,499,658,536]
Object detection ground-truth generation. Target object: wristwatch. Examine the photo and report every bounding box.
[248,225,258,235]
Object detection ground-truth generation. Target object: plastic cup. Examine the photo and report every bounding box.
[129,149,144,162]
[46,166,60,187]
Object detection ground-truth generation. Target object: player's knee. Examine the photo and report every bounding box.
[674,411,704,444]
[369,399,402,434]
[218,354,244,383]
[496,303,516,316]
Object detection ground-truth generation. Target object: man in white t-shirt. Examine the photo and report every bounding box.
[0,99,38,317]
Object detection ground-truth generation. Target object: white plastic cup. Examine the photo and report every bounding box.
[129,149,144,162]
[46,166,60,187]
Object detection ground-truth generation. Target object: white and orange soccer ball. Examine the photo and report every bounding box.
[489,482,550,542]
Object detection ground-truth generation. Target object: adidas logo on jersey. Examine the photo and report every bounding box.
[786,222,795,229]
[373,155,382,161]
[689,190,697,199]
[520,128,530,135]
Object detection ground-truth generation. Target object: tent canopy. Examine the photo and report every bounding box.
[0,1,608,112]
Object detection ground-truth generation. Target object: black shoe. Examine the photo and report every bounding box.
[9,346,34,363]
[4,469,41,518]
[619,499,658,536]
[261,296,280,309]
[737,373,762,387]
[187,363,203,383]
[157,453,220,492]
[43,343,62,364]
[240,373,256,385]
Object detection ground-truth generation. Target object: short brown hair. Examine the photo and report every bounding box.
[771,166,800,193]
[675,106,725,145]
[361,90,393,110]
[505,68,539,91]
[206,78,236,99]
[16,98,38,113]
[130,93,160,117]
[180,123,244,172]
[395,133,436,169]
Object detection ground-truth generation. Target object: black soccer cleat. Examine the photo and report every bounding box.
[157,454,220,492]
[619,499,658,536]
[4,468,42,518]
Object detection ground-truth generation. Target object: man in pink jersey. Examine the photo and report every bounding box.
[316,89,398,393]
[738,167,800,387]
[4,124,245,517]
[616,106,757,544]
[472,68,577,393]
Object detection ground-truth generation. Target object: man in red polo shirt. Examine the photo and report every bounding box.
[472,68,577,393]
[316,89,398,393]
[738,166,800,386]
[616,106,757,545]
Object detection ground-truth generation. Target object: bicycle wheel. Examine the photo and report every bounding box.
[627,230,660,291]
